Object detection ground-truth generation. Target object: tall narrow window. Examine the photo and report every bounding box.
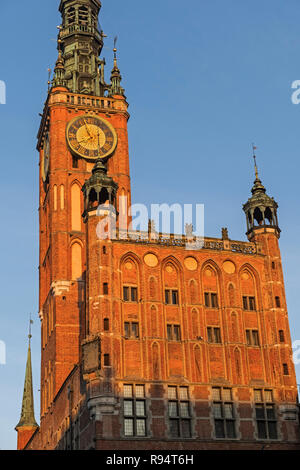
[212,387,236,439]
[71,242,82,280]
[72,156,78,168]
[275,296,281,308]
[103,318,109,331]
[71,184,81,231]
[254,389,277,440]
[279,330,285,343]
[103,283,109,295]
[103,354,110,367]
[283,363,289,375]
[123,384,147,437]
[168,386,191,438]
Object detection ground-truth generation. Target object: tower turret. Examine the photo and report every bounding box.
[58,0,108,95]
[243,154,280,241]
[82,158,118,221]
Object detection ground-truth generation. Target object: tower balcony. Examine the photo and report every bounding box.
[60,24,102,42]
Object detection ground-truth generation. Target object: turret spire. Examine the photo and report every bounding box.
[243,147,280,239]
[110,37,125,96]
[16,318,38,429]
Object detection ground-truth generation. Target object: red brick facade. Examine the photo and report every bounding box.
[17,2,300,452]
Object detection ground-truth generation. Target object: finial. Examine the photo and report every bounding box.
[113,36,118,68]
[28,314,33,343]
[252,143,259,180]
[47,68,52,91]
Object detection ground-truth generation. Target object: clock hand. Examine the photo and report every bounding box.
[83,119,92,137]
[78,136,93,144]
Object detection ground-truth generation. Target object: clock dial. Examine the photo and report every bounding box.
[66,115,117,160]
[42,132,50,183]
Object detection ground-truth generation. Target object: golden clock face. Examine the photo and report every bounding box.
[66,115,117,160]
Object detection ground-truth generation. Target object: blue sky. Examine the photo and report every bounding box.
[1,0,300,450]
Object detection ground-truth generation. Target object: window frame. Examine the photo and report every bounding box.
[167,324,181,341]
[165,289,179,305]
[254,389,278,440]
[124,321,140,339]
[168,386,192,439]
[207,326,222,344]
[212,387,236,439]
[123,384,147,438]
[123,285,138,303]
[204,292,219,309]
[245,329,260,346]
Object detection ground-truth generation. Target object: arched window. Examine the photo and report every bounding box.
[71,242,82,280]
[53,185,57,211]
[190,280,197,304]
[71,184,81,231]
[60,184,65,210]
[152,343,160,380]
[228,283,235,307]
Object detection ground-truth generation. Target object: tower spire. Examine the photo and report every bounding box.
[110,36,125,96]
[243,146,280,239]
[252,143,259,180]
[16,318,38,430]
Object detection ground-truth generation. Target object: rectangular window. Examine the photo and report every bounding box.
[103,354,110,366]
[249,297,256,311]
[123,286,138,302]
[279,330,285,343]
[165,289,179,305]
[72,156,79,168]
[283,363,289,376]
[212,387,236,439]
[168,386,191,438]
[204,292,218,308]
[243,296,257,311]
[246,329,260,346]
[207,327,222,344]
[123,384,146,437]
[254,389,277,440]
[103,318,109,331]
[167,324,181,341]
[103,283,108,295]
[275,296,281,308]
[124,322,140,339]
[131,287,138,302]
[123,286,129,302]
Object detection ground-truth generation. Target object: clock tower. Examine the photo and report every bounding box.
[37,0,131,422]
[17,0,300,451]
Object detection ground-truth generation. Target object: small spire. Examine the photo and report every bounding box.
[250,144,266,194]
[252,143,259,180]
[110,36,125,96]
[16,319,38,429]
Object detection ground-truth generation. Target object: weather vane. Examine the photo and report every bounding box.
[28,314,33,342]
[252,143,259,179]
